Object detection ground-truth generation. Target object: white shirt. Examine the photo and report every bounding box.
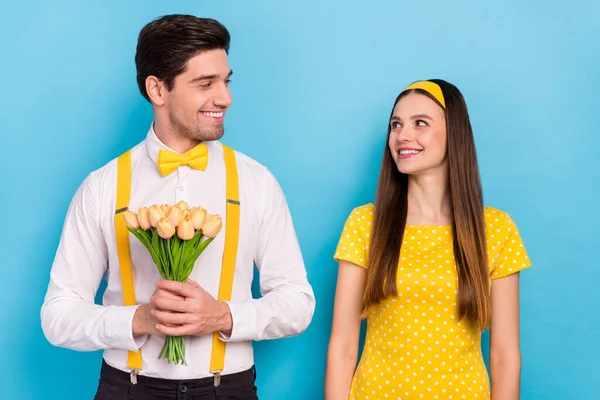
[41,126,315,379]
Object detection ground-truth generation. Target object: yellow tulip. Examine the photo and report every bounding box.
[149,205,165,228]
[188,207,207,230]
[177,217,195,240]
[202,214,223,238]
[167,206,183,227]
[137,207,151,230]
[123,210,139,229]
[176,200,189,212]
[156,218,176,239]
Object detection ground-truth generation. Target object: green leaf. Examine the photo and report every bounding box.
[172,235,181,255]
[151,229,167,277]
[172,243,183,275]
[138,228,152,242]
[159,237,172,280]
[128,227,166,277]
[193,231,205,253]
[151,229,160,258]
[156,231,170,279]
[190,230,202,247]
[128,228,161,268]
[175,240,187,282]
[182,235,206,266]
[197,236,215,253]
[180,236,216,280]
[127,227,150,251]
[192,236,215,263]
[182,259,195,281]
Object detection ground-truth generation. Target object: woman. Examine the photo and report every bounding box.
[325,79,531,400]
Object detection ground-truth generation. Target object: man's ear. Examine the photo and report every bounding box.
[146,76,166,106]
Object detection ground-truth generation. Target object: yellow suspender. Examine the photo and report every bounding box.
[209,144,240,383]
[115,150,143,371]
[114,144,240,382]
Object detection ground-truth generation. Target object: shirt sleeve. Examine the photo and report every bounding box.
[221,169,315,342]
[333,206,371,268]
[489,213,532,280]
[40,172,147,352]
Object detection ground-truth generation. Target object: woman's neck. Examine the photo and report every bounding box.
[406,171,452,226]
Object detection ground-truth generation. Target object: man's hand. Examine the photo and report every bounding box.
[132,287,184,337]
[151,279,233,337]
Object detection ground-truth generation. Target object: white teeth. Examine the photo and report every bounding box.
[204,112,223,118]
[399,150,421,155]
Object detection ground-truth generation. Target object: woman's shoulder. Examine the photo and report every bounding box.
[340,203,374,232]
[345,205,517,230]
[483,206,531,277]
[351,203,374,215]
[483,206,512,227]
[346,203,375,224]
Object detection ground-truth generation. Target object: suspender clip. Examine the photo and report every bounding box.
[130,369,139,385]
[212,371,221,387]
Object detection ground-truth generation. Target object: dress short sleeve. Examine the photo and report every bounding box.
[333,205,373,268]
[489,212,532,280]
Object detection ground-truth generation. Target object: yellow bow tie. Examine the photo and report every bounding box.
[157,143,209,176]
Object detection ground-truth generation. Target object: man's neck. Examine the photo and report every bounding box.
[153,120,200,154]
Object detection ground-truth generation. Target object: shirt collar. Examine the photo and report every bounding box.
[145,123,171,168]
[144,122,215,171]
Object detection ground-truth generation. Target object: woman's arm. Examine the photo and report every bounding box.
[325,261,367,400]
[490,272,522,399]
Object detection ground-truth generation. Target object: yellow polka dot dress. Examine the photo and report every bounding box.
[334,204,531,400]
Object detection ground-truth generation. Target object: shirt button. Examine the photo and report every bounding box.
[178,186,184,191]
[180,384,187,393]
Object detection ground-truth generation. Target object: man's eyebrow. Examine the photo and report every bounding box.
[188,70,233,84]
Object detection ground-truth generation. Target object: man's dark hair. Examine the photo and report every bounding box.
[135,14,230,101]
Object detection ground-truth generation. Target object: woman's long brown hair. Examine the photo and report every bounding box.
[363,79,489,329]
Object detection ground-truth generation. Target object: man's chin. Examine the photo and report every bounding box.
[196,126,224,141]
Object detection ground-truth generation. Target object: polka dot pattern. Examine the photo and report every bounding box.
[334,204,531,399]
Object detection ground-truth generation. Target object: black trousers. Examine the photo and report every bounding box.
[94,360,258,400]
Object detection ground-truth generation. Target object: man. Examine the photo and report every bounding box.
[41,14,315,399]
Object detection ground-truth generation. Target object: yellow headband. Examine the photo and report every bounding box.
[404,80,446,109]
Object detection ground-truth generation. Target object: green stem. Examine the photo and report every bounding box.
[158,338,166,360]
[176,240,187,282]
[167,236,174,272]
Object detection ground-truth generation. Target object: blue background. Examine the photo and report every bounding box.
[1,1,599,399]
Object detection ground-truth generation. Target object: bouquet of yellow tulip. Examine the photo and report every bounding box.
[123,201,222,366]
